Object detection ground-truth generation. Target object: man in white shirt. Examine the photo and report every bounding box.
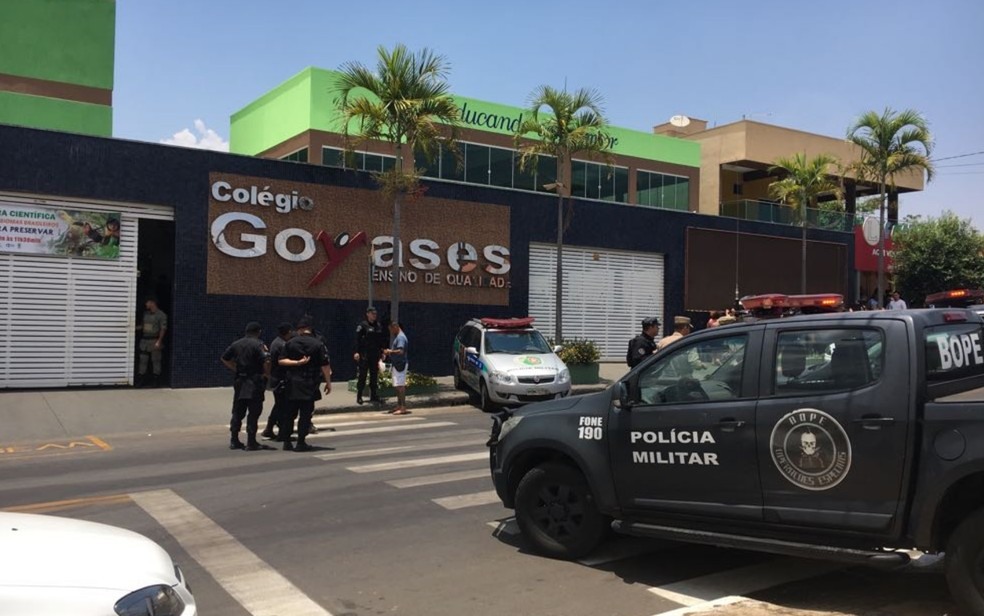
[888,292,908,310]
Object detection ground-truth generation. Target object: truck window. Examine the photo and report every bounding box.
[638,335,747,405]
[925,323,984,383]
[774,329,883,395]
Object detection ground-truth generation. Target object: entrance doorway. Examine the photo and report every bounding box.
[136,219,175,386]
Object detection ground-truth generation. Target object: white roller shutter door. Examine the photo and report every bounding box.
[529,244,665,361]
[0,194,171,388]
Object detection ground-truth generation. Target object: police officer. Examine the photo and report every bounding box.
[261,322,293,441]
[627,317,660,368]
[278,316,332,452]
[354,306,386,405]
[220,321,270,451]
[658,316,694,350]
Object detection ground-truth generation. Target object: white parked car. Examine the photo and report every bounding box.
[453,317,571,411]
[0,512,196,616]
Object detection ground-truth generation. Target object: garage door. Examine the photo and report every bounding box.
[529,244,665,361]
[0,194,172,388]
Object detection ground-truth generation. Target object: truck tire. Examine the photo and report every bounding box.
[480,381,498,413]
[946,508,984,615]
[514,462,607,559]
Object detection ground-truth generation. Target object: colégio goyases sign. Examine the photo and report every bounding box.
[206,174,511,305]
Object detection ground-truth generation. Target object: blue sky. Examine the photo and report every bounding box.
[115,0,983,225]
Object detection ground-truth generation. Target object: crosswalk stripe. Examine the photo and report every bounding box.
[432,490,500,510]
[131,489,332,616]
[307,421,457,439]
[386,469,489,488]
[347,451,487,473]
[315,438,486,462]
[312,417,425,429]
[647,557,842,613]
[487,517,519,536]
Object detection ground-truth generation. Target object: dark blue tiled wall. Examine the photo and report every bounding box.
[0,125,854,388]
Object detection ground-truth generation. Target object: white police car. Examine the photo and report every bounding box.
[0,512,196,615]
[453,317,571,411]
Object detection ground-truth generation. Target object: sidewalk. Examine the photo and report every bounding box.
[0,364,628,443]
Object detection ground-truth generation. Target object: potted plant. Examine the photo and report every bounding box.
[556,338,601,385]
[347,369,442,398]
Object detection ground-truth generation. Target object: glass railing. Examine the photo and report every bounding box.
[720,200,853,232]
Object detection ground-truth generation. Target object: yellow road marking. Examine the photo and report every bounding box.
[0,436,112,459]
[3,493,132,514]
[86,435,112,451]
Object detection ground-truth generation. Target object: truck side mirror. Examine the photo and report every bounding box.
[615,381,632,410]
[465,346,478,355]
[552,345,563,354]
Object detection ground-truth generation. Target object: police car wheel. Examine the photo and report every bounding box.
[515,462,607,560]
[945,508,984,614]
[453,365,465,391]
[480,381,498,413]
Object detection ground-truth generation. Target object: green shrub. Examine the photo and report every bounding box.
[377,370,438,388]
[554,338,601,365]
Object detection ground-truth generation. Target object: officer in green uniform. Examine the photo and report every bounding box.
[137,298,168,387]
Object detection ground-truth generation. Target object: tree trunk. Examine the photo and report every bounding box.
[555,158,565,344]
[876,178,886,308]
[392,145,404,324]
[801,191,807,294]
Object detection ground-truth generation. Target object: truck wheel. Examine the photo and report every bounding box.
[480,381,498,413]
[945,508,984,615]
[514,462,607,559]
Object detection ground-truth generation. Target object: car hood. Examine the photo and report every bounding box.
[0,512,179,594]
[484,352,567,374]
[515,388,611,417]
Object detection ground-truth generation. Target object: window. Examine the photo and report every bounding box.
[484,330,551,354]
[925,323,984,382]
[465,143,489,185]
[637,335,748,405]
[441,144,464,181]
[414,150,439,178]
[774,329,883,395]
[322,147,343,168]
[489,147,513,188]
[535,155,557,192]
[320,146,395,171]
[513,153,536,191]
[637,171,690,210]
[280,148,308,163]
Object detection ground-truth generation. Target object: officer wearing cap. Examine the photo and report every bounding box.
[657,316,693,350]
[626,317,660,368]
[220,321,271,451]
[354,306,386,405]
[278,316,332,452]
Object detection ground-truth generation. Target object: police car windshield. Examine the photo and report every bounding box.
[485,330,551,354]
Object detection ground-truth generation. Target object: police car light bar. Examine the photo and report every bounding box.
[787,294,844,308]
[926,289,984,306]
[480,317,535,329]
[739,294,788,310]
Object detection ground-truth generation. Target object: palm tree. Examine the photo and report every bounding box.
[513,85,614,343]
[769,152,842,294]
[335,44,460,323]
[847,108,934,307]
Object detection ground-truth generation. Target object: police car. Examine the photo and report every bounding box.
[488,307,984,614]
[453,317,571,412]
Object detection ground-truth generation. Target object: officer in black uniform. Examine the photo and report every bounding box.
[354,306,386,405]
[278,316,332,452]
[261,322,293,441]
[626,316,660,368]
[220,321,271,450]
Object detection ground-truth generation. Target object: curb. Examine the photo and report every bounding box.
[314,383,611,415]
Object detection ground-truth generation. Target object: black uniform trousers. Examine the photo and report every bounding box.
[280,400,315,444]
[230,397,263,444]
[264,386,287,435]
[356,356,381,400]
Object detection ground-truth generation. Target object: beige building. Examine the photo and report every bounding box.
[654,118,925,225]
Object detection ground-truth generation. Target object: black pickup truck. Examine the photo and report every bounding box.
[488,309,984,614]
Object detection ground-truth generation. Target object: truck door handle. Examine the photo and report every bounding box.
[853,415,896,430]
[719,418,746,432]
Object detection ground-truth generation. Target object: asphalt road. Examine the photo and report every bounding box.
[0,405,960,616]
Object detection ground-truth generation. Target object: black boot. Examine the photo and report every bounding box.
[246,433,262,450]
[282,438,294,451]
[230,438,246,450]
[294,440,313,452]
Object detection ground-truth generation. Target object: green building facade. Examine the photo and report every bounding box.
[0,0,116,137]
